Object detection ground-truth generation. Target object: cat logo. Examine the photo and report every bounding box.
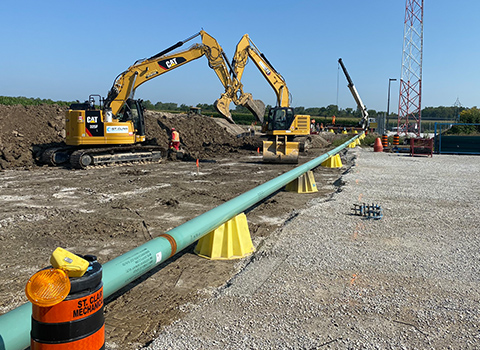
[158,57,187,70]
[165,58,178,69]
[87,116,98,123]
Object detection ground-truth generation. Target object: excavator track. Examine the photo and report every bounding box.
[69,146,163,169]
[41,147,69,166]
[42,145,163,169]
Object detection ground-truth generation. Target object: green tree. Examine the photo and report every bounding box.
[142,100,154,110]
[294,106,305,114]
[460,107,480,123]
[235,105,248,113]
[197,103,216,112]
[179,104,190,112]
[449,107,480,134]
[325,104,339,117]
[367,109,377,118]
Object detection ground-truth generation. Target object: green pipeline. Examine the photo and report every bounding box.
[0,134,361,350]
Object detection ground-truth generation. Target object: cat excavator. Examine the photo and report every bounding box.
[42,30,262,168]
[217,34,311,163]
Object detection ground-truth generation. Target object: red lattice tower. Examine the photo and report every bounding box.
[397,0,424,136]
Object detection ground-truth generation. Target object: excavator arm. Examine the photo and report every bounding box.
[218,34,311,164]
[215,34,294,124]
[104,31,235,123]
[232,34,290,110]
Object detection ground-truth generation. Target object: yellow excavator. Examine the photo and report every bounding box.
[218,34,311,163]
[42,30,261,168]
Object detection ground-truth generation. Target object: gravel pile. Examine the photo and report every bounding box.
[142,148,480,349]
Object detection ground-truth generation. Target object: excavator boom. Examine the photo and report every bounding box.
[232,34,290,109]
[105,30,235,122]
[218,34,312,163]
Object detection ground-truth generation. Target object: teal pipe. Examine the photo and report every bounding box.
[0,134,361,350]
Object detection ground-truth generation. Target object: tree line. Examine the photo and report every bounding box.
[0,96,72,107]
[0,95,473,124]
[142,100,467,122]
[448,107,480,134]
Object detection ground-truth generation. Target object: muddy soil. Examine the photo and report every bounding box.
[0,105,260,170]
[0,105,350,349]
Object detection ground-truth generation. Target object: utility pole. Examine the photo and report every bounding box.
[387,78,397,131]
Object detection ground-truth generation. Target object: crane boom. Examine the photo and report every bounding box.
[338,58,369,129]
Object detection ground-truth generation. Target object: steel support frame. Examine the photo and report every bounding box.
[398,0,424,137]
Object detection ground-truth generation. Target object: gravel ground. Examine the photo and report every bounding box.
[142,148,480,349]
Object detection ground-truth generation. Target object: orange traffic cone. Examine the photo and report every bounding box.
[373,137,383,152]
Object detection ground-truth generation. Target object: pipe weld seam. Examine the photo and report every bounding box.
[159,234,177,257]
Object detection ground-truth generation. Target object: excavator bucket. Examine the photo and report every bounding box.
[214,96,234,124]
[241,97,265,124]
[262,136,299,164]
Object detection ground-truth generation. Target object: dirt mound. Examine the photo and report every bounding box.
[145,111,261,160]
[0,104,66,169]
[0,105,260,170]
[310,134,331,148]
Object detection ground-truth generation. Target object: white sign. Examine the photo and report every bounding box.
[106,126,129,133]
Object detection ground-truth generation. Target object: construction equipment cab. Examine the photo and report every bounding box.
[224,34,311,163]
[44,30,238,168]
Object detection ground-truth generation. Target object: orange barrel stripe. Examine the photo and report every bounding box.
[32,285,103,323]
[393,135,400,145]
[31,285,104,349]
[381,134,388,147]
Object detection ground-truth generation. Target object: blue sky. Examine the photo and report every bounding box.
[1,0,479,112]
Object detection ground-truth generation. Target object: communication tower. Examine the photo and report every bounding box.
[397,0,424,136]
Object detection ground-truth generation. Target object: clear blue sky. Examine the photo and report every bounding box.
[1,0,479,112]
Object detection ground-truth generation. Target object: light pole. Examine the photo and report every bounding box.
[387,78,397,131]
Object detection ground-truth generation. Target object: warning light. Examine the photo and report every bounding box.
[25,268,71,307]
[50,247,89,277]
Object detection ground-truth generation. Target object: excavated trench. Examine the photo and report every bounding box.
[0,104,352,349]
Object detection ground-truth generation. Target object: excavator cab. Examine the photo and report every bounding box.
[266,107,295,131]
[262,106,311,164]
[263,107,299,164]
[117,98,146,140]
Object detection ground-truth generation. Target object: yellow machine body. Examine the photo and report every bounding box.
[220,34,312,163]
[263,136,299,164]
[266,114,310,136]
[65,109,145,146]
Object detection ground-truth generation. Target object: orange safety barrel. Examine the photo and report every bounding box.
[381,134,388,148]
[30,256,104,350]
[393,134,400,146]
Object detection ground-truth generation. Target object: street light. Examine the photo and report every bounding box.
[387,78,397,131]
